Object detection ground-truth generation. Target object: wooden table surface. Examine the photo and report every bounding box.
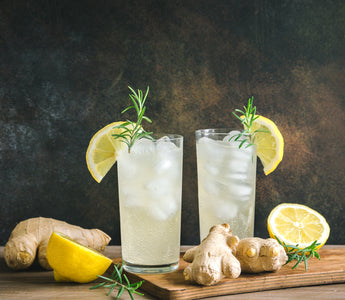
[1,245,345,300]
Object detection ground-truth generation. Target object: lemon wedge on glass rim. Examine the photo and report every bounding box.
[86,122,127,183]
[46,232,113,283]
[247,115,284,175]
[267,203,330,249]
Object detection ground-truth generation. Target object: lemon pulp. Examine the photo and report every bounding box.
[267,203,330,249]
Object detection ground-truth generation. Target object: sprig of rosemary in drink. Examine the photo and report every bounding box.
[113,86,153,152]
[90,263,144,299]
[275,236,321,270]
[231,96,268,148]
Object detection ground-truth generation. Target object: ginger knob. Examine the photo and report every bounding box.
[183,224,241,286]
[235,237,287,273]
[246,247,257,257]
[270,247,280,257]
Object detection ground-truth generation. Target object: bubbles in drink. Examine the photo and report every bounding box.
[196,131,257,240]
[213,200,238,220]
[145,177,172,198]
[147,194,179,221]
[118,135,183,265]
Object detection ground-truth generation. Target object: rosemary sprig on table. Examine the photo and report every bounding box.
[275,236,321,270]
[231,96,268,148]
[90,263,144,299]
[113,86,153,153]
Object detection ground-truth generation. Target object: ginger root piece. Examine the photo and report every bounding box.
[4,217,111,270]
[183,223,241,286]
[235,237,288,273]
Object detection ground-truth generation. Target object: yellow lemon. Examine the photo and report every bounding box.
[86,122,128,183]
[249,115,284,175]
[267,203,330,249]
[46,232,113,283]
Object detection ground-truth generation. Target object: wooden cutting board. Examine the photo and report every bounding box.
[114,248,345,300]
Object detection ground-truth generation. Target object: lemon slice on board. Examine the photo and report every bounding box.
[86,122,127,183]
[267,203,330,249]
[46,232,112,283]
[250,115,284,175]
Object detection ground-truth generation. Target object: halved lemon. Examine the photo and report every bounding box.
[46,232,113,283]
[267,203,330,249]
[86,122,127,183]
[249,115,284,175]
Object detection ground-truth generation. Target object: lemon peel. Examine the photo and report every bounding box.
[47,232,112,283]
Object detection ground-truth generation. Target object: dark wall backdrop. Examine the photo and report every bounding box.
[1,0,344,245]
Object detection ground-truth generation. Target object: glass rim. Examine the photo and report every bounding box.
[147,133,183,141]
[195,128,241,135]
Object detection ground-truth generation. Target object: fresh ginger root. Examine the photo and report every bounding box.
[4,217,111,270]
[183,223,241,286]
[183,224,288,286]
[235,237,288,273]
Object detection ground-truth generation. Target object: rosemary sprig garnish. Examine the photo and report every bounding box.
[90,263,144,299]
[275,236,321,270]
[113,86,153,152]
[231,96,268,148]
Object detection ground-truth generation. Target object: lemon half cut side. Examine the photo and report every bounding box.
[267,203,330,249]
[46,232,113,283]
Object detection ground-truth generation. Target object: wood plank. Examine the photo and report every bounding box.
[118,248,345,300]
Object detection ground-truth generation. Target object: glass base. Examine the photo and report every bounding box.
[122,260,179,274]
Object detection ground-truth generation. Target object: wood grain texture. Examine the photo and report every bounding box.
[122,247,345,300]
[1,246,345,299]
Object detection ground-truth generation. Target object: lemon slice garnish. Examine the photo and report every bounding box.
[250,115,284,175]
[86,122,127,183]
[267,203,330,249]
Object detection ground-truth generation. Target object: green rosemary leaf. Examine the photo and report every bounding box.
[107,285,115,297]
[112,86,153,152]
[89,281,107,289]
[123,274,130,286]
[121,106,135,114]
[97,275,113,282]
[116,286,125,299]
[128,94,140,114]
[235,108,245,114]
[274,235,321,270]
[90,264,144,299]
[133,290,145,296]
[239,139,248,148]
[142,115,152,123]
[232,111,244,121]
[115,265,123,284]
[137,106,146,124]
[231,96,266,149]
[314,251,321,260]
[141,87,149,105]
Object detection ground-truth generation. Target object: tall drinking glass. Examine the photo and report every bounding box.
[117,134,183,274]
[195,129,257,241]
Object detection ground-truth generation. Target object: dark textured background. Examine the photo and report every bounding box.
[1,0,344,246]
